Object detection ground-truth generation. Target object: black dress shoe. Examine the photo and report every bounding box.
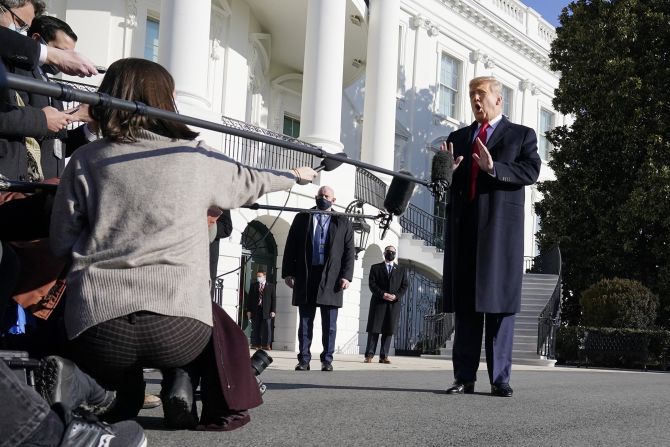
[491,383,513,397]
[445,381,475,394]
[294,363,310,371]
[160,367,198,429]
[321,362,333,371]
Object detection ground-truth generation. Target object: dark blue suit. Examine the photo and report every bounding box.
[443,115,541,385]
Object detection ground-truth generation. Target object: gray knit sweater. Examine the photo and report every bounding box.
[50,129,296,339]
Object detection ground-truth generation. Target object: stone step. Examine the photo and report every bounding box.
[429,350,555,367]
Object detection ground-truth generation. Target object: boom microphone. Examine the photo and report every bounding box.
[380,169,416,239]
[315,152,348,172]
[430,149,453,202]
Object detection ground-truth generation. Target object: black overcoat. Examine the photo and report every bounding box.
[443,116,541,314]
[282,209,355,308]
[366,262,409,335]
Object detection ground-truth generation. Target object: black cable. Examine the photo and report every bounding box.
[215,186,293,279]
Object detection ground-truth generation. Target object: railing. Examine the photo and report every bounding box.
[395,265,443,354]
[421,313,453,354]
[354,167,386,210]
[55,79,98,130]
[528,245,562,359]
[54,80,315,170]
[335,332,361,355]
[219,116,314,170]
[399,203,446,251]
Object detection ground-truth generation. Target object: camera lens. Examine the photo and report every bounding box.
[250,349,273,376]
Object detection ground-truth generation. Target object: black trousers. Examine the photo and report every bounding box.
[250,307,272,346]
[68,312,211,421]
[365,333,392,358]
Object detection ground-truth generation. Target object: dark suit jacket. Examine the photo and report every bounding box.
[367,262,409,334]
[443,116,541,314]
[244,281,276,319]
[0,30,46,180]
[282,209,355,308]
[13,66,90,178]
[0,27,41,71]
[209,210,232,282]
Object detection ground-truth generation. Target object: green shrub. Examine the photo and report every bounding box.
[556,326,670,370]
[555,326,582,364]
[580,278,658,329]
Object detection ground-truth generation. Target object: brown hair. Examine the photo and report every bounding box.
[91,58,199,143]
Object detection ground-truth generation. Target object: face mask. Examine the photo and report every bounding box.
[7,22,27,36]
[384,251,396,262]
[257,277,266,284]
[316,197,332,210]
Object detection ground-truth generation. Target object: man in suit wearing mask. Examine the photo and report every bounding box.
[282,185,355,372]
[245,270,276,349]
[364,245,409,364]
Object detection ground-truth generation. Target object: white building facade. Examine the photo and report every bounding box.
[43,0,567,356]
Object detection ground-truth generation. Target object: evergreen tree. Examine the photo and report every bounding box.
[536,0,670,327]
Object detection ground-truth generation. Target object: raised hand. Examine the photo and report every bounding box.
[472,138,494,174]
[441,140,463,171]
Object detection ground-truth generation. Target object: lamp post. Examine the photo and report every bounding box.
[345,200,371,259]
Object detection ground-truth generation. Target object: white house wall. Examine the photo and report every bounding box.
[40,0,563,355]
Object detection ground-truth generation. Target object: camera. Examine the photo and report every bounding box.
[250,349,272,395]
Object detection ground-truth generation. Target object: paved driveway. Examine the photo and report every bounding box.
[141,351,669,446]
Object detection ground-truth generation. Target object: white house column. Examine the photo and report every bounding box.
[299,0,346,153]
[159,0,211,109]
[360,0,400,172]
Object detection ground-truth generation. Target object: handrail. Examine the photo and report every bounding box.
[531,245,562,359]
[399,203,445,251]
[354,167,386,210]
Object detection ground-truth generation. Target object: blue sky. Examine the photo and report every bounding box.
[522,1,572,27]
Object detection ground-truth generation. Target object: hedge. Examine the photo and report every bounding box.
[556,326,670,370]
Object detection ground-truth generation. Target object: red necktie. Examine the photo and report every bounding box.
[469,122,490,201]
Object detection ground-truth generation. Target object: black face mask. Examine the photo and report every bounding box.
[316,197,332,210]
[384,251,396,262]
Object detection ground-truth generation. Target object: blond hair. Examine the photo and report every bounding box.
[469,76,503,97]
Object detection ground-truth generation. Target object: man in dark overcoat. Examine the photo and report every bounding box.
[364,245,409,364]
[245,270,276,349]
[282,185,355,372]
[442,76,541,397]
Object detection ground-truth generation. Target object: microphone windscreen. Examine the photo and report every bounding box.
[383,169,416,216]
[431,150,453,188]
[319,153,348,172]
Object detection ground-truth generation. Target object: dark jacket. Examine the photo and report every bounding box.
[209,210,232,282]
[244,281,276,319]
[443,116,541,314]
[0,81,48,180]
[0,27,41,71]
[366,262,409,335]
[211,302,263,411]
[14,66,90,178]
[1,31,47,180]
[282,210,355,308]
